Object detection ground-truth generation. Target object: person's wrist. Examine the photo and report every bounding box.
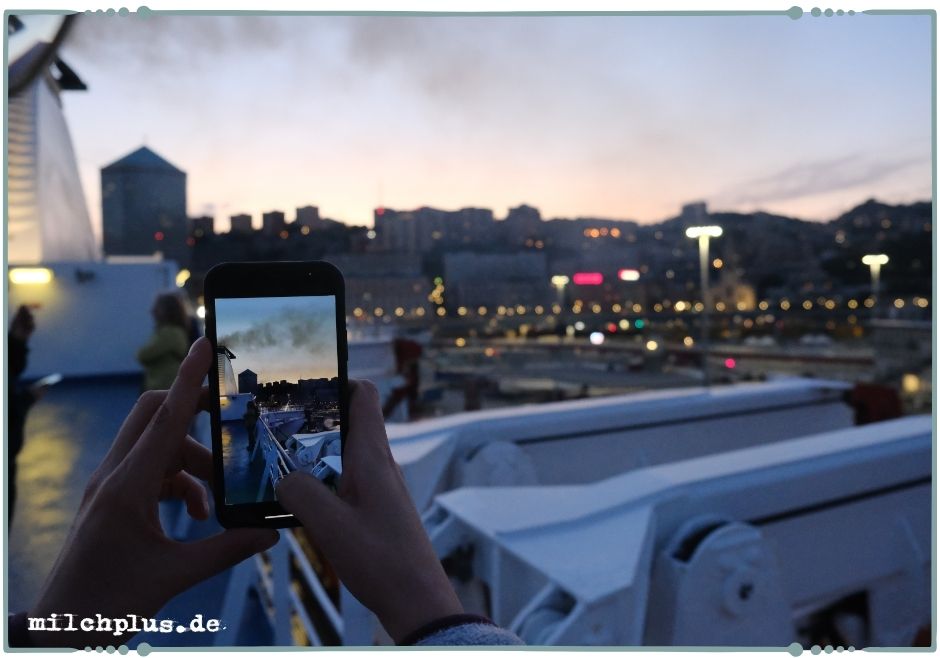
[378,572,465,643]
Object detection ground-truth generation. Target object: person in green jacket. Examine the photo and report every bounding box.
[137,293,191,391]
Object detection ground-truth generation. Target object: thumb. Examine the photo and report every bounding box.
[175,528,279,591]
[276,471,347,544]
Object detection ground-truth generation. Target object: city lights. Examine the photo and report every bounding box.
[686,224,722,386]
[589,331,605,346]
[455,337,466,347]
[685,225,723,239]
[618,268,640,282]
[9,267,53,285]
[619,319,630,330]
[645,340,659,351]
[551,275,570,287]
[196,305,206,319]
[175,269,191,288]
[683,336,694,347]
[573,272,603,286]
[862,254,889,311]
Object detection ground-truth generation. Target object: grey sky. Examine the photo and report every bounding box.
[54,12,932,233]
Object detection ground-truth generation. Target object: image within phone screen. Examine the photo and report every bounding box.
[214,295,342,506]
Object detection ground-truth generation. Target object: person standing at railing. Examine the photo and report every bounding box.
[7,339,523,647]
[244,400,259,454]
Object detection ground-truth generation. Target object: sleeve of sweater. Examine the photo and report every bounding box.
[136,326,188,365]
[402,614,525,646]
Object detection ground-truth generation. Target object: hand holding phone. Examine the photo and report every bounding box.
[275,380,465,643]
[24,339,278,647]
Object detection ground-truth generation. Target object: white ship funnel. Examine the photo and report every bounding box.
[217,346,240,396]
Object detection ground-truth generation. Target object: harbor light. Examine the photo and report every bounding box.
[589,331,605,346]
[862,254,889,312]
[685,225,723,239]
[573,272,603,286]
[175,268,191,288]
[9,267,53,285]
[686,225,722,386]
[861,254,890,267]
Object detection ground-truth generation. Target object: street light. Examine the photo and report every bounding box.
[551,275,570,310]
[861,254,889,313]
[686,225,723,386]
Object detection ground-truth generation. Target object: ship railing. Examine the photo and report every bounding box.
[215,527,345,646]
[255,419,298,501]
[219,379,865,645]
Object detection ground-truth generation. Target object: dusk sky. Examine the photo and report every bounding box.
[55,12,932,235]
[216,295,338,383]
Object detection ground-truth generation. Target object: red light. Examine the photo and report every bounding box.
[154,231,165,241]
[725,358,736,369]
[573,272,603,286]
[376,207,385,216]
[186,237,196,246]
[606,322,617,332]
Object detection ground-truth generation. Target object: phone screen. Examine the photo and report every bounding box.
[214,294,343,506]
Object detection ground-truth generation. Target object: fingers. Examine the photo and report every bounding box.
[105,390,167,473]
[276,471,347,545]
[174,528,279,593]
[160,471,209,520]
[128,338,213,482]
[344,380,396,479]
[169,436,214,484]
[104,387,211,480]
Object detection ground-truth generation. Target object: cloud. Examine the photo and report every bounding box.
[219,306,330,358]
[62,14,293,72]
[713,152,925,208]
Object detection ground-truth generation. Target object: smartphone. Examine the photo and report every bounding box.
[204,261,348,528]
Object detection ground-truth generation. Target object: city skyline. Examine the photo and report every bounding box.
[53,12,931,236]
